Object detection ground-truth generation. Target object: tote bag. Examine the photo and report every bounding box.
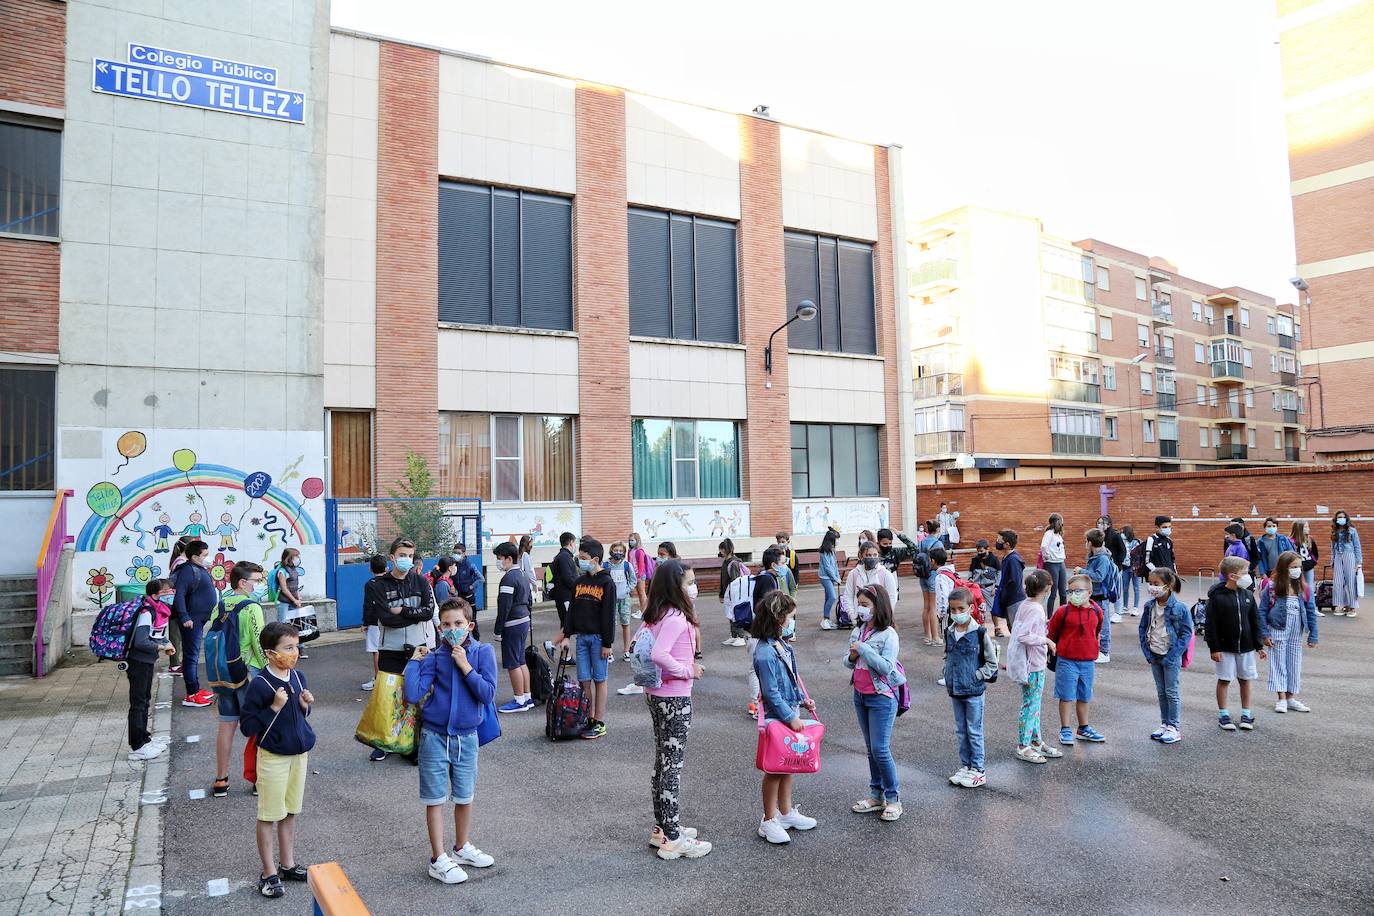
[754,645,825,775]
[354,671,418,755]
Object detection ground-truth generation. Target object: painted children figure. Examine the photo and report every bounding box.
[153,513,175,553]
[215,513,239,552]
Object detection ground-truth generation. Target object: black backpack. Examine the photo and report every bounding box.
[913,545,932,580]
[524,631,552,705]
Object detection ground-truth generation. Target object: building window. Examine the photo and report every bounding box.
[1105,416,1118,440]
[328,411,372,498]
[1242,348,1252,368]
[1244,388,1254,408]
[1050,407,1102,454]
[1137,324,1149,347]
[1200,425,1209,448]
[0,367,55,490]
[439,413,574,502]
[1193,342,1204,363]
[628,208,738,343]
[1044,301,1098,353]
[1196,384,1206,404]
[633,419,740,500]
[1204,304,1215,325]
[790,423,881,498]
[1134,277,1147,300]
[1098,315,1113,341]
[1266,316,1275,335]
[1102,365,1117,390]
[1192,300,1202,322]
[1143,419,1155,443]
[0,120,61,238]
[1212,427,1221,447]
[1240,307,1250,328]
[783,231,877,355]
[913,405,965,454]
[1247,428,1257,449]
[1140,371,1153,395]
[1294,322,1302,342]
[1096,264,1110,291]
[1299,394,1306,414]
[438,182,573,331]
[1274,430,1282,450]
[1209,387,1218,407]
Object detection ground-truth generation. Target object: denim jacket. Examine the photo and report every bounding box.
[1258,582,1318,644]
[753,638,806,723]
[1255,534,1296,577]
[1331,527,1362,557]
[942,626,998,698]
[845,625,905,697]
[818,551,840,584]
[1135,595,1194,667]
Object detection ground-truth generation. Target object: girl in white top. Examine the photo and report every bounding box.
[1040,514,1068,610]
[518,535,539,600]
[1007,568,1061,764]
[844,541,900,620]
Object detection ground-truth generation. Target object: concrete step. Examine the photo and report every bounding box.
[0,656,34,677]
[0,590,38,611]
[0,621,33,643]
[0,604,37,627]
[0,576,37,594]
[0,641,34,661]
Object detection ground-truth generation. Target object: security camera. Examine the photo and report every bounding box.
[1289,277,1308,291]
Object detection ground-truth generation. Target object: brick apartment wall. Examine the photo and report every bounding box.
[872,146,906,530]
[374,43,439,493]
[0,0,64,110]
[0,239,59,354]
[572,84,633,538]
[737,115,790,538]
[919,464,1372,577]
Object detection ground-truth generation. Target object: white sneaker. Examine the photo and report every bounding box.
[820,620,835,630]
[722,637,738,646]
[757,818,790,844]
[650,826,698,848]
[656,835,712,860]
[1315,609,1326,617]
[631,611,643,619]
[936,676,946,687]
[1274,699,1288,714]
[361,679,375,691]
[1129,607,1142,617]
[776,807,817,830]
[127,743,164,761]
[453,842,493,868]
[733,637,749,647]
[150,735,171,745]
[1287,698,1311,713]
[1109,613,1123,624]
[1096,653,1110,664]
[616,683,645,696]
[427,853,467,884]
[948,766,970,785]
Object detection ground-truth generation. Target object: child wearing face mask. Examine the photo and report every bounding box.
[404,600,498,885]
[126,579,177,761]
[751,592,819,843]
[1258,551,1317,714]
[943,589,999,788]
[555,539,618,740]
[1204,556,1267,731]
[1047,574,1106,746]
[1138,569,1192,744]
[1006,569,1060,764]
[1254,517,1295,581]
[603,542,639,662]
[843,542,899,626]
[845,585,904,820]
[1145,515,1177,575]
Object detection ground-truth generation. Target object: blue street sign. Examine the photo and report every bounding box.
[127,43,279,88]
[92,58,304,124]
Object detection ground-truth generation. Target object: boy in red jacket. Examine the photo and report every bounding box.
[1047,574,1106,746]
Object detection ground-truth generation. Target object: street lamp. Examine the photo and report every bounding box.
[764,300,818,373]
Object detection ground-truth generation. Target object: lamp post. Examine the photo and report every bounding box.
[764,300,818,374]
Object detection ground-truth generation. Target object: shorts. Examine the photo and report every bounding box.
[418,729,478,806]
[213,666,260,722]
[365,625,380,653]
[1214,650,1258,682]
[616,597,632,627]
[919,572,936,593]
[1053,658,1095,703]
[256,748,307,822]
[502,620,529,669]
[575,632,609,683]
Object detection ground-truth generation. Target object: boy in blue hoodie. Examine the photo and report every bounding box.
[1082,528,1118,663]
[404,599,498,886]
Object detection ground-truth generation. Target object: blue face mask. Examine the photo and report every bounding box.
[249,584,268,602]
[579,559,596,573]
[1337,518,1347,526]
[781,620,795,639]
[393,555,414,573]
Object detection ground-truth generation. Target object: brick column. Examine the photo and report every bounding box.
[573,84,632,538]
[873,147,907,530]
[374,42,439,493]
[738,116,791,538]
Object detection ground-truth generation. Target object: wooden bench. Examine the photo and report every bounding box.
[308,863,370,916]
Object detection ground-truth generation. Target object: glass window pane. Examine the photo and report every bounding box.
[791,424,807,448]
[674,459,698,498]
[855,426,880,496]
[806,425,832,497]
[697,420,739,499]
[632,419,672,499]
[493,416,520,459]
[831,425,857,496]
[0,122,61,237]
[673,420,696,460]
[792,472,809,498]
[437,412,490,499]
[523,415,574,502]
[493,458,521,501]
[0,367,56,490]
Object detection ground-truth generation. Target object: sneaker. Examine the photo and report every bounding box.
[361,679,375,691]
[258,873,286,898]
[650,826,698,848]
[127,743,164,761]
[622,652,632,662]
[453,842,494,868]
[1015,745,1046,764]
[1239,712,1255,730]
[617,683,645,696]
[732,637,748,646]
[1274,699,1288,714]
[1033,742,1063,759]
[1218,713,1237,731]
[369,748,390,762]
[936,676,946,687]
[776,807,816,831]
[427,853,468,885]
[757,818,790,844]
[820,619,835,630]
[879,802,903,822]
[498,699,527,713]
[1333,608,1347,616]
[1059,727,1075,746]
[1095,653,1110,664]
[955,768,986,788]
[656,835,712,860]
[746,701,758,718]
[182,690,213,708]
[1159,727,1182,744]
[1150,724,1168,741]
[1076,725,1106,743]
[580,721,607,740]
[948,766,970,785]
[1109,613,1123,624]
[518,698,536,711]
[631,611,643,619]
[277,864,308,882]
[721,637,739,646]
[1287,698,1311,713]
[168,665,183,676]
[1129,607,1142,617]
[1346,610,1358,618]
[1315,609,1326,617]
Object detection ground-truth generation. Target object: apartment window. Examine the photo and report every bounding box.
[1299,394,1306,414]
[1271,391,1280,411]
[0,367,55,490]
[1244,388,1254,408]
[1098,315,1113,340]
[1096,264,1110,291]
[438,413,574,502]
[1140,371,1153,395]
[1242,348,1253,368]
[1137,324,1149,347]
[1276,315,1293,336]
[1266,316,1275,335]
[628,208,738,343]
[1044,301,1098,352]
[1240,307,1250,328]
[1200,425,1209,448]
[1192,300,1203,322]
[1159,417,1178,441]
[1102,365,1117,390]
[633,419,739,500]
[1247,428,1257,449]
[0,120,61,238]
[1134,277,1147,300]
[1274,430,1283,450]
[438,182,573,330]
[1050,407,1102,453]
[1212,428,1221,447]
[1277,352,1298,374]
[1105,416,1118,440]
[1196,384,1207,405]
[1205,304,1215,324]
[784,231,877,355]
[1210,387,1219,407]
[328,410,372,498]
[1295,322,1302,342]
[790,423,880,498]
[1143,419,1155,443]
[1270,353,1277,372]
[1194,342,1205,363]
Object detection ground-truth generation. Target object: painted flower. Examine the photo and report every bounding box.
[185,493,197,505]
[208,552,231,591]
[223,494,237,505]
[125,556,161,584]
[119,535,131,545]
[86,567,113,598]
[250,517,262,526]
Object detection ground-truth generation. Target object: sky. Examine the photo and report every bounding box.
[331,0,1298,305]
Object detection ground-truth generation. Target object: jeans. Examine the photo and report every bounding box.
[951,694,986,770]
[276,601,295,623]
[1301,568,1316,615]
[1098,605,1111,656]
[1121,567,1140,609]
[127,659,155,751]
[574,633,609,683]
[1150,658,1181,728]
[821,579,838,621]
[853,691,899,801]
[1044,561,1067,610]
[180,619,205,694]
[418,729,478,806]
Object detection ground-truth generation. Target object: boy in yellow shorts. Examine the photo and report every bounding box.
[240,622,316,899]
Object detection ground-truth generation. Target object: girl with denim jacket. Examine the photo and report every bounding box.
[1137,569,1193,744]
[844,584,904,821]
[818,529,842,630]
[1258,551,1317,714]
[750,592,818,845]
[1330,510,1362,617]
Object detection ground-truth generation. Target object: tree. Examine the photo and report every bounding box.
[383,451,454,559]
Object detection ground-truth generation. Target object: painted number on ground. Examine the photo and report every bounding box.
[124,884,160,909]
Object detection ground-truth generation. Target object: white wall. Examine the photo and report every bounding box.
[0,494,57,577]
[626,94,740,219]
[436,328,579,415]
[437,56,576,194]
[787,352,885,424]
[780,126,877,241]
[628,341,746,419]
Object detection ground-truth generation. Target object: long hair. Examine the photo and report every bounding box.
[820,529,838,554]
[1149,567,1182,595]
[1289,520,1309,548]
[750,590,796,641]
[1273,551,1300,599]
[279,546,299,569]
[856,583,894,631]
[168,535,196,568]
[430,555,456,583]
[644,559,698,627]
[1331,510,1352,544]
[518,534,533,556]
[1049,513,1064,534]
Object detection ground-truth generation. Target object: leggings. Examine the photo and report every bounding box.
[1044,562,1068,611]
[648,695,692,841]
[1018,670,1045,746]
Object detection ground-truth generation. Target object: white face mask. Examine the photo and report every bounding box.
[1159,527,1172,537]
[685,582,698,601]
[1237,574,1254,590]
[1147,584,1166,597]
[856,605,872,622]
[1288,566,1302,579]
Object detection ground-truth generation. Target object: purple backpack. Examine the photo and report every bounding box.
[89,600,142,661]
[893,661,912,717]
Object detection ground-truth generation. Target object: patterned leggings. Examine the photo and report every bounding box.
[1019,670,1045,746]
[648,695,692,841]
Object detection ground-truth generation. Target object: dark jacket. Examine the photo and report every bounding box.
[550,547,579,605]
[564,569,617,648]
[718,556,746,602]
[994,550,1026,615]
[128,600,171,665]
[1203,581,1264,654]
[403,639,497,737]
[240,668,316,756]
[453,557,483,599]
[494,566,531,632]
[1145,533,1175,572]
[880,533,919,578]
[968,551,1000,590]
[172,561,217,624]
[1137,595,1194,666]
[365,571,435,629]
[1104,527,1128,567]
[752,570,780,609]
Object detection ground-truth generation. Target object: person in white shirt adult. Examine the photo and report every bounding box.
[1040,514,1068,611]
[844,541,900,621]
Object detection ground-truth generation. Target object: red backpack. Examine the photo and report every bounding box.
[938,569,988,622]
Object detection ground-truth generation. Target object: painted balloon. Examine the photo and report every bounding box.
[243,472,272,499]
[86,482,123,518]
[172,449,196,473]
[116,431,146,460]
[301,477,324,500]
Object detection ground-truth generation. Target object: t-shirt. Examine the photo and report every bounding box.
[213,594,267,670]
[1147,599,1170,655]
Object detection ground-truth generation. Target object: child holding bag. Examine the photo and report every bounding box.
[751,592,819,845]
[1138,568,1194,744]
[845,584,904,821]
[1006,569,1060,765]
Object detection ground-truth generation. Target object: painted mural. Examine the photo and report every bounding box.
[633,501,750,543]
[483,505,582,549]
[791,498,889,535]
[65,428,325,609]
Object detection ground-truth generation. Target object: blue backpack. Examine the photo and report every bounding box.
[204,597,251,689]
[89,599,142,661]
[629,624,662,689]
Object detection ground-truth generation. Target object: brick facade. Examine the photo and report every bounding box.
[919,464,1372,577]
[872,147,906,530]
[0,239,59,354]
[572,83,633,537]
[374,42,439,492]
[0,0,64,110]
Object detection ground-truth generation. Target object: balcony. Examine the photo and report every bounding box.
[1053,433,1103,456]
[1216,444,1249,461]
[1278,333,1295,350]
[1280,370,1297,387]
[1210,317,1240,338]
[1159,439,1179,459]
[1283,408,1299,425]
[1151,301,1174,324]
[914,430,965,456]
[1049,379,1101,403]
[910,258,959,295]
[1286,447,1301,462]
[914,373,964,400]
[1154,346,1175,365]
[1156,391,1177,412]
[1214,402,1246,423]
[1211,360,1245,383]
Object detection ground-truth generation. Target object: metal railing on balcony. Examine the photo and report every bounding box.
[1216,445,1249,461]
[1283,408,1299,425]
[914,431,965,456]
[1049,379,1101,403]
[1279,371,1297,387]
[1156,392,1176,412]
[1215,401,1246,421]
[1159,439,1179,459]
[910,258,958,290]
[1151,301,1174,323]
[1278,333,1294,350]
[1212,360,1244,380]
[1154,347,1175,365]
[1286,447,1301,462]
[914,373,964,400]
[1216,316,1239,336]
[1052,433,1103,455]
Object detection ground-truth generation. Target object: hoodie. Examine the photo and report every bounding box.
[564,569,618,648]
[403,638,498,737]
[1203,581,1264,654]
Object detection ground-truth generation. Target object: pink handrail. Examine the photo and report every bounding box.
[34,489,73,678]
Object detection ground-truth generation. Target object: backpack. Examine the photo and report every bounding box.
[89,599,142,661]
[977,626,998,684]
[893,660,912,715]
[937,569,988,623]
[629,625,662,688]
[722,565,755,628]
[525,634,552,705]
[1128,540,1146,577]
[1191,596,1208,634]
[266,563,283,602]
[204,597,251,689]
[913,549,932,580]
[545,655,590,741]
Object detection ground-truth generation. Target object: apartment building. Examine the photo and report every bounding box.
[1278,0,1374,463]
[908,206,1306,483]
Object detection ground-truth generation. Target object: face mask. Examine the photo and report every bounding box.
[1288,566,1302,579]
[685,582,698,601]
[393,555,414,573]
[1068,590,1089,607]
[611,553,624,562]
[579,559,596,573]
[441,626,468,647]
[781,620,795,639]
[455,553,465,562]
[1159,527,1172,537]
[1337,518,1347,526]
[1265,526,1277,536]
[950,611,971,626]
[862,556,879,570]
[629,539,638,547]
[157,593,175,604]
[658,554,669,562]
[856,605,872,622]
[994,541,1005,551]
[1147,584,1166,597]
[249,583,268,602]
[1237,574,1254,590]
[268,646,299,669]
